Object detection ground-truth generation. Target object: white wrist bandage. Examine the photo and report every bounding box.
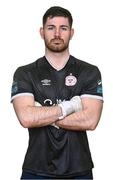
[58,96,82,119]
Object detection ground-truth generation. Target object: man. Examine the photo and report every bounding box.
[11,6,103,179]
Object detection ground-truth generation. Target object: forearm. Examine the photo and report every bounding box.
[56,98,103,131]
[55,109,101,131]
[15,105,62,128]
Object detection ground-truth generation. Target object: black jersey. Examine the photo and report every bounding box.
[11,55,103,178]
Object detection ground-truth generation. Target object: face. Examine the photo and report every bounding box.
[40,17,74,53]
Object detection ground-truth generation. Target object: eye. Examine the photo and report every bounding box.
[47,26,54,30]
[61,27,68,31]
[61,26,69,31]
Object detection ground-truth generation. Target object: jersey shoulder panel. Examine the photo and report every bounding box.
[72,56,97,70]
[70,56,103,99]
[11,57,45,99]
[71,56,101,80]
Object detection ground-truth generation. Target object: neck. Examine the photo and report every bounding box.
[45,49,70,71]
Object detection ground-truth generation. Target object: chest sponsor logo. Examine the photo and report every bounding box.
[41,79,51,86]
[65,73,77,86]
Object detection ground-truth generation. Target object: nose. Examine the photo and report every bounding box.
[54,28,61,38]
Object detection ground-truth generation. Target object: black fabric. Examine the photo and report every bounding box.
[11,55,103,177]
[21,170,93,179]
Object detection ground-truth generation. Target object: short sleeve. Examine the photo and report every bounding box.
[80,66,103,100]
[11,67,34,102]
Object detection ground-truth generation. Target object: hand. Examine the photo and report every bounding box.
[70,96,82,112]
[58,96,82,119]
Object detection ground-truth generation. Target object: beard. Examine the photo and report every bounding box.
[44,37,70,53]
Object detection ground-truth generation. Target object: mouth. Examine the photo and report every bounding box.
[54,42,61,45]
[51,39,63,45]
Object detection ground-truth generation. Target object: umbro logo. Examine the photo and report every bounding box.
[41,79,51,86]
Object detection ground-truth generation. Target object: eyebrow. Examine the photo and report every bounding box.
[46,25,70,28]
[60,25,70,28]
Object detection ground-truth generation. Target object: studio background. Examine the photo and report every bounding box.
[0,0,112,179]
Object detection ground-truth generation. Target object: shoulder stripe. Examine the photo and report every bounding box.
[81,94,103,101]
[11,93,34,102]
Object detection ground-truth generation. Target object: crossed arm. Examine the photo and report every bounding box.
[12,95,103,131]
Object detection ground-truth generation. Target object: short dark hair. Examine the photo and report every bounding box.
[43,6,73,28]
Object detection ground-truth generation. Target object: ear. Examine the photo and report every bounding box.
[40,27,44,39]
[70,28,74,39]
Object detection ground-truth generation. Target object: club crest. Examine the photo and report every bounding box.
[65,73,77,86]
